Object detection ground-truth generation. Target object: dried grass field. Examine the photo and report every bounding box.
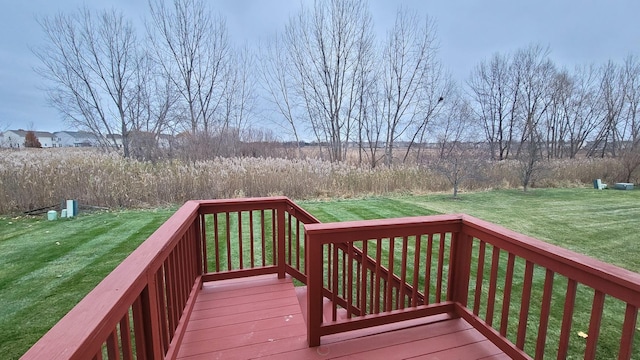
[0,147,626,214]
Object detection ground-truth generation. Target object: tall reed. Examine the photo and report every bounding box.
[0,148,629,214]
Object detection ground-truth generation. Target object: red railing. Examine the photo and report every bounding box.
[21,201,203,360]
[22,198,640,359]
[305,214,640,359]
[196,197,319,283]
[22,197,318,360]
[462,215,640,359]
[305,215,462,347]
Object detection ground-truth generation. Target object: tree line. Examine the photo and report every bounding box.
[34,0,640,172]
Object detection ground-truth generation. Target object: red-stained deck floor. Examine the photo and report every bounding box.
[177,274,509,360]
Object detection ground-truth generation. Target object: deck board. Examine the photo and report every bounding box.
[177,274,509,359]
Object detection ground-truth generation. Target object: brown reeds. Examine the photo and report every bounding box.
[0,148,630,214]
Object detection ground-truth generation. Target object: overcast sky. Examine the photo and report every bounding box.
[1,0,639,133]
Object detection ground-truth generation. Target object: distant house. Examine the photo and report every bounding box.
[55,131,99,147]
[0,130,58,148]
[129,130,174,149]
[105,133,123,148]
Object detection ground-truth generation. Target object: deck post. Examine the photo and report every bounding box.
[141,275,164,359]
[305,229,323,347]
[277,203,286,279]
[447,230,473,306]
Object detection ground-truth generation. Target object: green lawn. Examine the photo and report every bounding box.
[0,208,175,359]
[1,188,639,359]
[302,188,640,273]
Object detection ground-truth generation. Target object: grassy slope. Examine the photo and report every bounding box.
[302,188,640,273]
[1,188,639,358]
[0,209,174,359]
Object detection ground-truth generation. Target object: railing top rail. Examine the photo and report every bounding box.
[197,196,289,213]
[461,214,640,303]
[304,214,463,243]
[284,198,321,224]
[22,200,201,360]
[304,212,640,303]
[196,196,321,225]
[197,196,290,206]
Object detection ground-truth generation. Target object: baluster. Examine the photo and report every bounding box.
[106,328,119,360]
[225,212,231,270]
[516,260,534,350]
[486,245,501,326]
[500,253,516,336]
[332,244,339,322]
[260,210,266,266]
[585,290,605,360]
[386,237,395,312]
[399,236,408,309]
[347,242,354,318]
[619,304,638,360]
[361,240,368,314]
[237,211,243,269]
[424,233,433,304]
[411,234,422,307]
[473,241,486,315]
[557,279,577,359]
[374,238,382,314]
[535,269,555,359]
[213,213,220,272]
[249,211,255,268]
[436,233,446,303]
[119,311,133,360]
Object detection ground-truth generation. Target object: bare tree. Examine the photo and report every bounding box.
[259,35,304,157]
[588,61,626,157]
[559,65,604,158]
[128,53,180,161]
[616,55,640,182]
[432,98,482,198]
[509,45,556,190]
[215,45,258,156]
[467,52,520,160]
[148,0,231,136]
[404,71,454,164]
[543,70,572,158]
[512,45,556,158]
[35,8,141,157]
[622,55,640,148]
[284,0,375,162]
[377,8,441,167]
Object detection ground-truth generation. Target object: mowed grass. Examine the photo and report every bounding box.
[302,188,640,359]
[301,188,640,272]
[0,208,175,359]
[1,188,639,358]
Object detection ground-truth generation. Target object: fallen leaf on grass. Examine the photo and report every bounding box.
[577,331,588,339]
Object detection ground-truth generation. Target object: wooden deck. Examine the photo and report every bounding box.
[177,274,508,359]
[23,198,640,359]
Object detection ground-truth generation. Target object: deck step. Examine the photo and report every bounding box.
[294,286,348,324]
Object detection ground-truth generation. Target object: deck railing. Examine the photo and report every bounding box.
[461,215,640,359]
[22,197,317,360]
[197,197,319,283]
[305,214,640,359]
[23,198,640,359]
[22,201,203,360]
